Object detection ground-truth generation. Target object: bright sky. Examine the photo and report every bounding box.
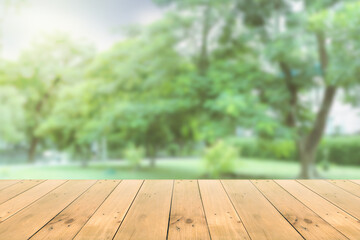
[328,94,360,135]
[1,0,163,60]
[1,0,359,134]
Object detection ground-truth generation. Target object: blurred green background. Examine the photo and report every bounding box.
[1,0,360,179]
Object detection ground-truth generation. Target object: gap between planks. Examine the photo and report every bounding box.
[0,179,359,240]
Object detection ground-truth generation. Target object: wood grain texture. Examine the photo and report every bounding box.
[0,180,20,191]
[328,180,360,198]
[299,180,360,219]
[252,180,347,240]
[0,180,96,240]
[113,180,173,240]
[168,180,210,240]
[0,180,66,223]
[199,180,249,240]
[0,179,358,240]
[74,180,143,240]
[31,180,120,240]
[0,180,44,204]
[222,180,303,240]
[276,180,360,240]
[351,180,360,185]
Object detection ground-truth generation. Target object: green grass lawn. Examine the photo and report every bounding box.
[0,158,359,179]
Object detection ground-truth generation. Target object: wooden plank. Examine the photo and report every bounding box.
[0,180,67,223]
[0,180,44,204]
[198,180,249,240]
[299,180,360,219]
[328,180,360,198]
[74,180,143,240]
[351,180,360,185]
[113,180,173,240]
[276,180,360,240]
[31,180,120,240]
[0,180,20,191]
[222,180,303,240]
[0,180,96,240]
[252,180,346,240]
[168,180,210,240]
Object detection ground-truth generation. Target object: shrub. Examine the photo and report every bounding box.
[231,136,360,166]
[202,140,239,178]
[230,137,296,161]
[264,140,296,160]
[124,145,144,169]
[317,137,360,166]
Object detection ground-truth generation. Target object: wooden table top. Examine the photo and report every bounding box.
[0,180,359,239]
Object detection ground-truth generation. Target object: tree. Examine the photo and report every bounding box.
[0,85,26,145]
[7,34,94,162]
[152,0,262,142]
[233,0,360,178]
[153,0,360,178]
[87,16,199,166]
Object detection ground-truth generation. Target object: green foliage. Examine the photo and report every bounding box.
[0,33,96,162]
[0,86,25,143]
[84,15,202,161]
[1,0,360,171]
[307,1,360,86]
[317,137,360,166]
[124,145,145,169]
[234,137,360,166]
[202,140,239,178]
[232,138,297,161]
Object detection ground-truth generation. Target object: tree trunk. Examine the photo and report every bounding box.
[198,3,211,76]
[299,152,318,179]
[101,137,108,161]
[297,32,337,178]
[150,157,156,167]
[27,137,38,163]
[298,140,319,179]
[78,146,90,168]
[298,86,337,177]
[147,145,157,167]
[81,158,89,168]
[26,77,61,164]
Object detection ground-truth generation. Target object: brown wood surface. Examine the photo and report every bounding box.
[199,180,249,240]
[351,180,360,185]
[299,180,360,219]
[113,180,173,240]
[0,179,359,240]
[168,180,210,240]
[222,180,303,240]
[74,180,143,240]
[276,180,360,239]
[31,180,120,240]
[0,180,44,204]
[252,180,347,240]
[0,180,20,191]
[328,180,360,198]
[0,180,66,223]
[0,180,96,240]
